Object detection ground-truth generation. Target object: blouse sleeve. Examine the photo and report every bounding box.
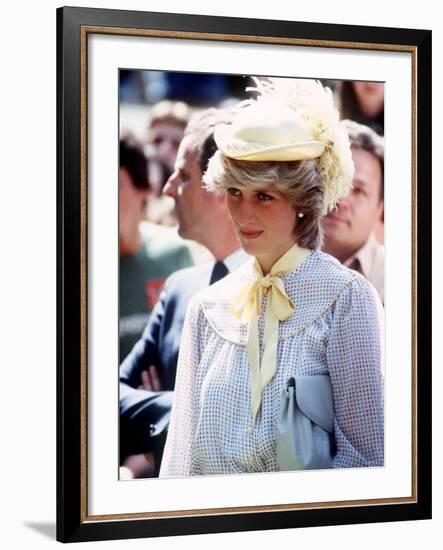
[326,277,384,468]
[159,296,204,478]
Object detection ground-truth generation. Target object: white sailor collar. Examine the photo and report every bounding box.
[196,250,363,345]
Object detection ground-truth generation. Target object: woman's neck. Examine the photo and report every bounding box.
[256,240,298,275]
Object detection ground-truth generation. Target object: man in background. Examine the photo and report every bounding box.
[144,100,190,226]
[119,108,247,479]
[322,119,385,303]
[146,100,190,195]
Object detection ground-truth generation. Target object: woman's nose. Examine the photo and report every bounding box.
[237,199,256,223]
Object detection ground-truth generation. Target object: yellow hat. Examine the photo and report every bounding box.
[213,78,354,214]
[214,100,325,162]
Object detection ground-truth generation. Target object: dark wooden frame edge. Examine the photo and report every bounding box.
[56,6,432,543]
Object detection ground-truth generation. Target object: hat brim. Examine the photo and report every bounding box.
[215,126,325,162]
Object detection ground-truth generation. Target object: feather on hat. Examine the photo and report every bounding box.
[213,77,354,214]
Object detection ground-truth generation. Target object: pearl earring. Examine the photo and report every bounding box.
[297,212,304,218]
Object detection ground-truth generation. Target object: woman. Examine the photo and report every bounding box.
[159,78,384,477]
[335,80,384,136]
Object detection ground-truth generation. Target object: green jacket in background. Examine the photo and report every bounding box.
[119,222,193,363]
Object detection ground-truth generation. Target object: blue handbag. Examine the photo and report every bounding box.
[276,375,335,471]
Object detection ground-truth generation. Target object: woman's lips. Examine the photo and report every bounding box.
[239,229,263,239]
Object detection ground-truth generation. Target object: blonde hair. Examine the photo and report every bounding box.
[204,152,324,249]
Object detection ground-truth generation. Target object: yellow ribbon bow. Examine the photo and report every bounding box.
[231,243,310,424]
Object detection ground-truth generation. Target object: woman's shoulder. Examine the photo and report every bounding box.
[291,248,359,281]
[307,250,382,303]
[280,250,381,337]
[282,249,365,299]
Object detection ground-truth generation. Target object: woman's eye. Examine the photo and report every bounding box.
[257,192,273,201]
[227,187,241,197]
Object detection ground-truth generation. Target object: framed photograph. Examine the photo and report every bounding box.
[57,6,432,543]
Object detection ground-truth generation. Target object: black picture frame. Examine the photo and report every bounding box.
[57,6,432,543]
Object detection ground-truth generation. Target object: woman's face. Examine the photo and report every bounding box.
[352,82,384,118]
[226,185,298,274]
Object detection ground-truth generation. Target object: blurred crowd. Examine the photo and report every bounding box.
[118,70,385,479]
